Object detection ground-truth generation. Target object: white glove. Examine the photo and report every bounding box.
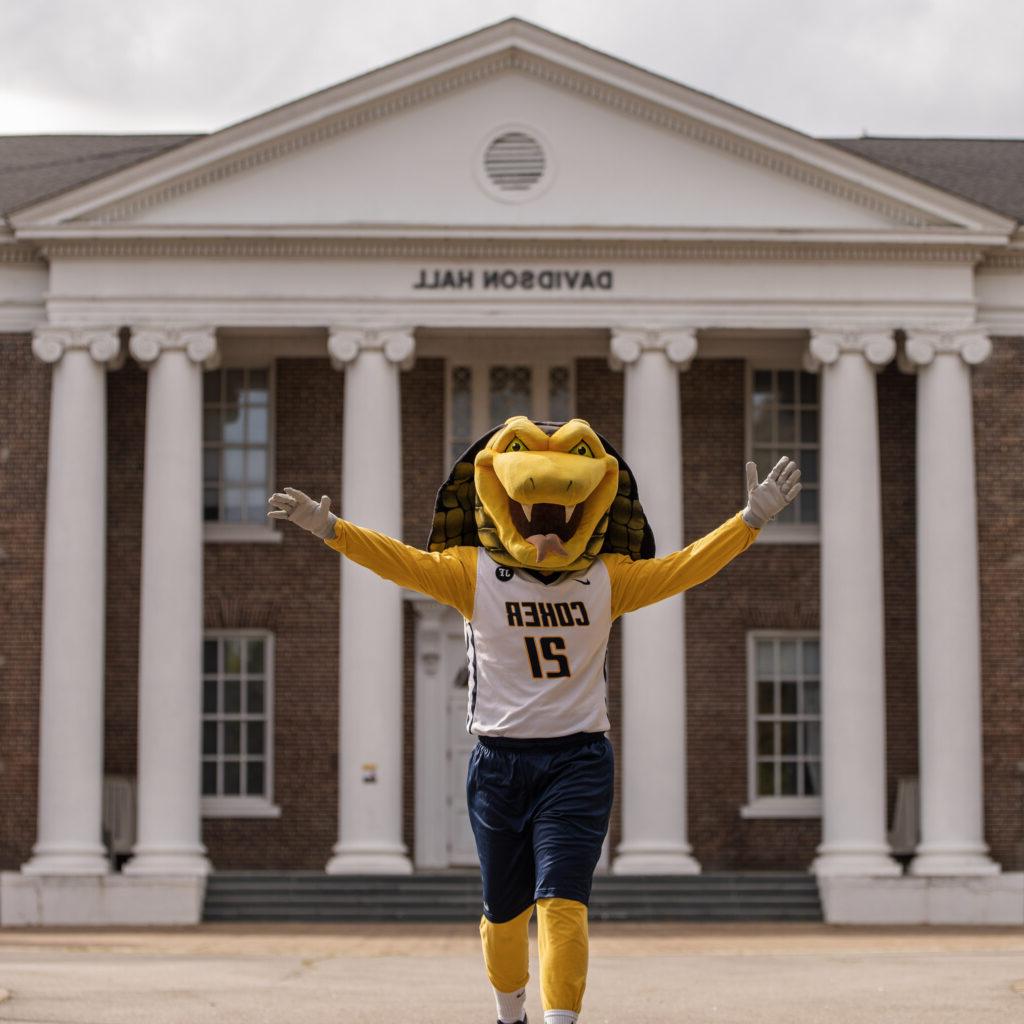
[267,486,338,540]
[742,457,802,529]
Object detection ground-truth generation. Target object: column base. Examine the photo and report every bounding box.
[1,871,205,926]
[20,842,110,876]
[910,844,1001,877]
[122,844,211,877]
[612,842,701,875]
[326,841,413,875]
[817,873,1023,925]
[810,843,902,877]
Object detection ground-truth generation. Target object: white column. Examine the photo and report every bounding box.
[905,330,999,876]
[326,328,414,874]
[122,326,217,877]
[22,328,121,876]
[609,328,701,874]
[807,330,901,877]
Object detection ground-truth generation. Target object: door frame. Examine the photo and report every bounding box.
[411,593,465,868]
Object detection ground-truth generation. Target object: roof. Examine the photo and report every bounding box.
[825,137,1024,222]
[0,134,201,218]
[1,131,1022,222]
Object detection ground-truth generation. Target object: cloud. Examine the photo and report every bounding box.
[0,0,1021,136]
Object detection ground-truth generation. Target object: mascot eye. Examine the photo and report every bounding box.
[572,441,595,458]
[504,436,529,453]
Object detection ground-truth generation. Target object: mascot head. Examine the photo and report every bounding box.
[428,416,655,572]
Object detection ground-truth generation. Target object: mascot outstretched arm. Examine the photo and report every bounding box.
[269,416,799,1024]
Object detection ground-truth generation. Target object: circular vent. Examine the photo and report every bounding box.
[483,131,546,193]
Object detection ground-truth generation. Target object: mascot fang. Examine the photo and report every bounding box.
[269,415,801,1024]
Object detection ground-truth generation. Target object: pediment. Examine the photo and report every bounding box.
[12,21,1014,239]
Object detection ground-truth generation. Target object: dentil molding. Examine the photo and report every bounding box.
[327,327,416,371]
[128,326,219,368]
[805,329,896,371]
[31,326,121,367]
[609,328,697,370]
[36,239,987,262]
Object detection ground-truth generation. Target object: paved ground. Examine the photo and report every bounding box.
[1,922,1023,1023]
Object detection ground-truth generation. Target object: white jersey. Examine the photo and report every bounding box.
[465,551,612,738]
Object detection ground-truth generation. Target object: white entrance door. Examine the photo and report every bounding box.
[447,660,479,866]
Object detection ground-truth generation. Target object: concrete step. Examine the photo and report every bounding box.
[203,871,822,922]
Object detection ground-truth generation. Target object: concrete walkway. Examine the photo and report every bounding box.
[1,922,1023,1023]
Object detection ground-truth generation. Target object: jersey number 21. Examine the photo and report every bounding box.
[524,636,570,678]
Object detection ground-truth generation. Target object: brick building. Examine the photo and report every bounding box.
[1,20,1022,924]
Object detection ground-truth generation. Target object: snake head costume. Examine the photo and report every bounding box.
[428,415,655,572]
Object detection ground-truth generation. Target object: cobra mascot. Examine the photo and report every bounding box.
[269,416,800,1024]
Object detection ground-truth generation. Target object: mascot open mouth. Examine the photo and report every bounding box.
[427,414,655,572]
[508,498,586,561]
[471,417,621,569]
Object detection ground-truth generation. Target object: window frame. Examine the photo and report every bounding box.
[203,361,282,545]
[743,359,820,545]
[200,629,281,819]
[741,629,822,820]
[445,357,576,463]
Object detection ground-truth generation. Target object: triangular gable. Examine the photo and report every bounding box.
[10,19,1015,238]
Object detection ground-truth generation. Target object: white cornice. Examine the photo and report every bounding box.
[0,240,44,263]
[980,251,1024,269]
[41,297,980,332]
[7,23,1015,236]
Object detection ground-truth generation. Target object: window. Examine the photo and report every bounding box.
[201,632,279,818]
[448,361,573,462]
[203,367,273,524]
[742,632,822,819]
[747,366,819,531]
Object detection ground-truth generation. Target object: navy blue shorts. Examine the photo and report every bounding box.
[466,732,614,923]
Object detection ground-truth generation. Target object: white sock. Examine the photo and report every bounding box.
[494,985,527,1023]
[544,1012,578,1024]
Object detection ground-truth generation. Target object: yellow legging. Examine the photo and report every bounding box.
[480,897,589,1015]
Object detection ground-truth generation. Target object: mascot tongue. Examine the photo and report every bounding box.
[526,533,568,562]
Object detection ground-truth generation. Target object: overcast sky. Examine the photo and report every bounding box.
[2,0,1022,139]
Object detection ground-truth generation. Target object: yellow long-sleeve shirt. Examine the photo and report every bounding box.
[323,511,758,622]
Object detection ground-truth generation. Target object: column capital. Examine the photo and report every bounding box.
[31,326,121,367]
[903,328,992,368]
[609,328,697,370]
[129,326,219,369]
[328,327,416,371]
[805,329,896,372]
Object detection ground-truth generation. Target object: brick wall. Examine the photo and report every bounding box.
[104,355,144,786]
[974,338,1024,871]
[198,357,342,868]
[9,341,1020,876]
[877,362,920,847]
[0,335,48,869]
[682,359,822,868]
[400,357,446,861]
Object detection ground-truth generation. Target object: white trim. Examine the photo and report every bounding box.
[201,796,282,818]
[44,297,983,334]
[740,796,822,818]
[746,630,822,813]
[201,629,276,810]
[204,523,283,544]
[410,594,465,868]
[754,523,820,545]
